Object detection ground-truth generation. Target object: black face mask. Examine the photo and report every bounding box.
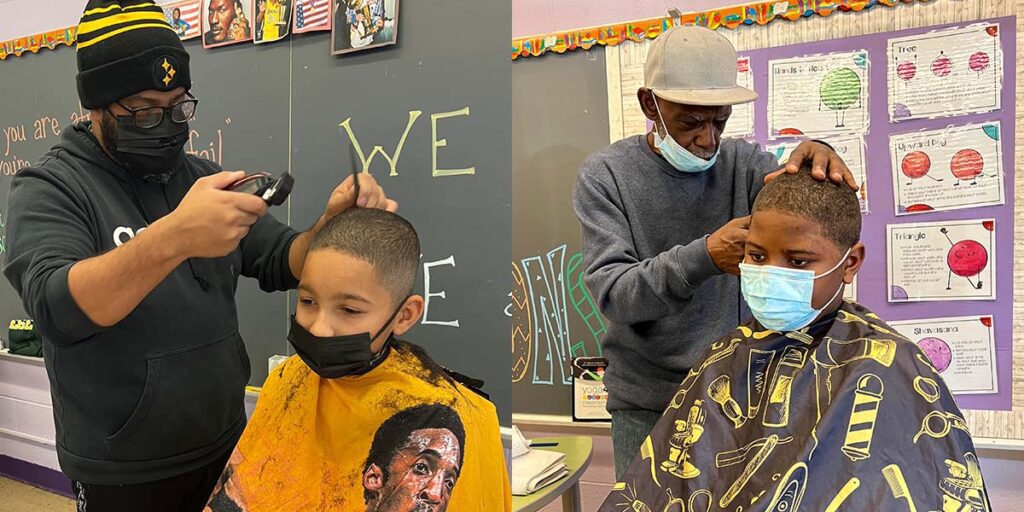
[287,302,406,379]
[104,110,189,183]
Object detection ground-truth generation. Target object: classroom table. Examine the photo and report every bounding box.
[512,436,593,512]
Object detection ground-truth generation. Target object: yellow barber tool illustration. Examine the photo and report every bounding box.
[916,353,941,374]
[720,434,778,508]
[841,373,884,462]
[738,326,777,340]
[764,461,808,512]
[667,369,700,413]
[914,376,941,403]
[716,436,794,468]
[667,337,742,414]
[837,309,900,336]
[612,481,654,512]
[708,375,746,429]
[825,477,860,512]
[784,330,813,345]
[747,349,776,419]
[662,489,712,512]
[914,410,970,444]
[820,337,896,368]
[640,435,662,488]
[763,346,807,428]
[882,464,918,512]
[941,452,989,512]
[660,400,706,479]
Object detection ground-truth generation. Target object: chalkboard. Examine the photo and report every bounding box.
[0,0,512,421]
[510,50,609,417]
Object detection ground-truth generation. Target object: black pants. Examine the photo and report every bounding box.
[72,449,231,512]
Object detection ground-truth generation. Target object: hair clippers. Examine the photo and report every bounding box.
[227,171,294,206]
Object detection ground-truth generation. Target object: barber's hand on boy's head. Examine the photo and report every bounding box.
[764,140,860,191]
[707,216,750,276]
[318,172,399,225]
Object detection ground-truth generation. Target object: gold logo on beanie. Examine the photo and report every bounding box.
[161,58,177,87]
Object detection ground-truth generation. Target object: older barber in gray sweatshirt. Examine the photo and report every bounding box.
[572,134,780,416]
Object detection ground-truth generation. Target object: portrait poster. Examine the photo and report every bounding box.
[332,0,399,55]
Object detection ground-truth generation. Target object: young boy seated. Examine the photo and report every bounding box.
[205,209,511,512]
[600,166,990,512]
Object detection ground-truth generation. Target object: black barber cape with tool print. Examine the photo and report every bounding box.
[599,301,990,512]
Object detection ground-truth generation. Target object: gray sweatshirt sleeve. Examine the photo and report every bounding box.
[572,164,722,325]
[3,167,103,346]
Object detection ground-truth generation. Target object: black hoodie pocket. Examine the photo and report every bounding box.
[105,331,247,461]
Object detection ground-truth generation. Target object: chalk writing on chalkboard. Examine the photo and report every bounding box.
[2,107,231,175]
[422,254,459,327]
[511,244,606,386]
[0,212,6,256]
[339,107,475,178]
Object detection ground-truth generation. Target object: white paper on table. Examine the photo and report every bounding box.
[887,219,995,302]
[889,121,1005,215]
[766,135,869,213]
[889,315,998,394]
[723,56,755,139]
[767,51,869,139]
[888,23,1003,122]
[511,449,568,495]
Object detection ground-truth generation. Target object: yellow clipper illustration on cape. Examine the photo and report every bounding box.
[600,301,990,512]
[205,341,512,512]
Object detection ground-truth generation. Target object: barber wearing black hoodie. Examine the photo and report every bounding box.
[2,2,396,511]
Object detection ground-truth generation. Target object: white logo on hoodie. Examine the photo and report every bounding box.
[113,226,147,247]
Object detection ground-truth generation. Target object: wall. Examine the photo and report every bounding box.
[511,0,742,38]
[0,0,740,42]
[0,0,185,42]
[510,48,609,415]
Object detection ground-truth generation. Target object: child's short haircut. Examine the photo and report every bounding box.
[310,208,420,303]
[752,162,862,248]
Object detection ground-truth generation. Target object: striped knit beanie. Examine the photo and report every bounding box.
[76,0,192,109]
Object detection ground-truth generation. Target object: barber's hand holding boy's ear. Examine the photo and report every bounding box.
[318,172,399,226]
[707,216,750,276]
[764,141,860,191]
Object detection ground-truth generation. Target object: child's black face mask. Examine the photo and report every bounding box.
[286,300,405,379]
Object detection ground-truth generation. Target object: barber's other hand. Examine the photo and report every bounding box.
[764,140,859,191]
[707,216,750,276]
[320,172,399,224]
[166,171,268,259]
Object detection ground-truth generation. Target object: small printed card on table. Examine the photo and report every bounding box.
[572,357,610,421]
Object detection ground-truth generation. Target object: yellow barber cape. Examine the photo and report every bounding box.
[205,341,512,512]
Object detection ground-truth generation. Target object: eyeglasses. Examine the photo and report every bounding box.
[115,92,198,129]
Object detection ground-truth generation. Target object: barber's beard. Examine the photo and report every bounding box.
[98,110,126,167]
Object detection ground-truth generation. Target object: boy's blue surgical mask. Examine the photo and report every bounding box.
[652,98,718,173]
[740,248,851,332]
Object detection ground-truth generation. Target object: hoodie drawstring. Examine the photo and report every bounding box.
[126,180,210,292]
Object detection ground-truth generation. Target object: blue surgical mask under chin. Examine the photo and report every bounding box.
[740,248,852,332]
[652,99,718,173]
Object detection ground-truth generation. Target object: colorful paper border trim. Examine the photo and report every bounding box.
[511,0,931,60]
[1,27,78,60]
[0,0,929,61]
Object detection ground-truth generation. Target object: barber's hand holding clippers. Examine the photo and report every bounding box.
[161,171,279,259]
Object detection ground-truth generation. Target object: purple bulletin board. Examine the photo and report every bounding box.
[739,17,1016,411]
